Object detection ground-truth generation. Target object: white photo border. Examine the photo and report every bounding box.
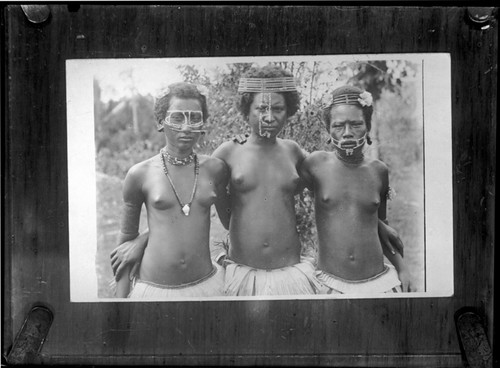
[67,53,453,302]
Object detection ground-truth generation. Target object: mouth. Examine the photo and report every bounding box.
[340,140,356,148]
[178,136,195,142]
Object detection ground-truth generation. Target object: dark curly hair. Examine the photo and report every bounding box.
[154,82,209,130]
[237,64,300,118]
[321,85,373,132]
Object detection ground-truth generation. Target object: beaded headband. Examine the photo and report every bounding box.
[322,91,373,109]
[238,77,297,93]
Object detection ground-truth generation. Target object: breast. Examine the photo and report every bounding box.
[149,193,177,211]
[318,188,380,213]
[231,171,258,193]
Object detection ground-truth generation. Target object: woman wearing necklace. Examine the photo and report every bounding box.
[111,68,406,297]
[114,82,229,298]
[300,85,413,293]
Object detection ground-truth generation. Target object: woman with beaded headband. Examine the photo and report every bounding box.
[300,85,413,294]
[111,68,406,297]
[211,64,322,295]
[111,82,229,298]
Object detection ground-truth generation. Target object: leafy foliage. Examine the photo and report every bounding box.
[94,60,421,270]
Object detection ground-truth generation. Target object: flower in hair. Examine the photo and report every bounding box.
[358,91,373,107]
[196,84,209,96]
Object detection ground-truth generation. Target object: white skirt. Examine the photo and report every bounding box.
[316,263,403,294]
[128,262,225,299]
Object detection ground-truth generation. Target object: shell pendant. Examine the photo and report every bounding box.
[182,204,190,216]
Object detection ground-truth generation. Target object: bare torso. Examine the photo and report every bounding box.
[214,138,304,269]
[127,154,223,285]
[304,152,386,280]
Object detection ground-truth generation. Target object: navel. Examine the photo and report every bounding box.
[263,242,269,248]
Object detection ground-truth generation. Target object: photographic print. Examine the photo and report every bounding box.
[67,54,453,302]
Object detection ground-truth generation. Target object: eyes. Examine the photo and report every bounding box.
[331,121,365,130]
[167,111,203,124]
[164,110,204,129]
[255,105,285,114]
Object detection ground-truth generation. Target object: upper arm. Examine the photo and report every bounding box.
[376,161,389,220]
[208,156,231,230]
[212,141,233,163]
[300,150,326,192]
[119,165,145,241]
[283,140,310,193]
[299,155,315,191]
[209,157,230,192]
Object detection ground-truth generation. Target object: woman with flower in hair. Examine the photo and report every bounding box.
[112,68,406,297]
[112,82,229,298]
[301,85,413,294]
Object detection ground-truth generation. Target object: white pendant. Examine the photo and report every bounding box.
[182,204,190,216]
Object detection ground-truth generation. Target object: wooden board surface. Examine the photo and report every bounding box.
[3,5,496,366]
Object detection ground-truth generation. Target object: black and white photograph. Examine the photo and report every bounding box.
[5,5,496,366]
[67,54,453,302]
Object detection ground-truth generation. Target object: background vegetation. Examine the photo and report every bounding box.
[95,59,424,297]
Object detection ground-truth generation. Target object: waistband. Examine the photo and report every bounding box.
[134,264,218,289]
[316,264,393,284]
[223,256,314,272]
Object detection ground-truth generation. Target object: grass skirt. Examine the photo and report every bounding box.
[223,257,322,296]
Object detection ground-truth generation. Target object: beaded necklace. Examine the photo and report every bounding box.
[162,150,196,166]
[160,147,199,216]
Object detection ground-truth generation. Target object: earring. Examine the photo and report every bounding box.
[367,134,372,145]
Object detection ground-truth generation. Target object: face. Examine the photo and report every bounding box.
[247,92,288,138]
[329,104,368,147]
[159,97,204,152]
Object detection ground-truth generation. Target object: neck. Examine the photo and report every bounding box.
[249,130,277,145]
[164,145,193,158]
[334,147,364,165]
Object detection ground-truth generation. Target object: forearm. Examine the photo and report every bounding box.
[119,229,149,248]
[116,265,132,297]
[118,231,139,245]
[383,244,413,292]
[215,192,231,230]
[383,247,405,273]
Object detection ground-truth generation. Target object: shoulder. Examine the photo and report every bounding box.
[212,140,237,160]
[280,138,302,152]
[303,150,330,167]
[122,156,158,199]
[199,154,227,173]
[126,155,158,180]
[366,158,389,183]
[367,158,388,174]
[199,154,229,185]
[279,138,307,159]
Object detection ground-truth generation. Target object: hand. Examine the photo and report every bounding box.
[398,269,415,292]
[110,237,147,281]
[378,220,404,257]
